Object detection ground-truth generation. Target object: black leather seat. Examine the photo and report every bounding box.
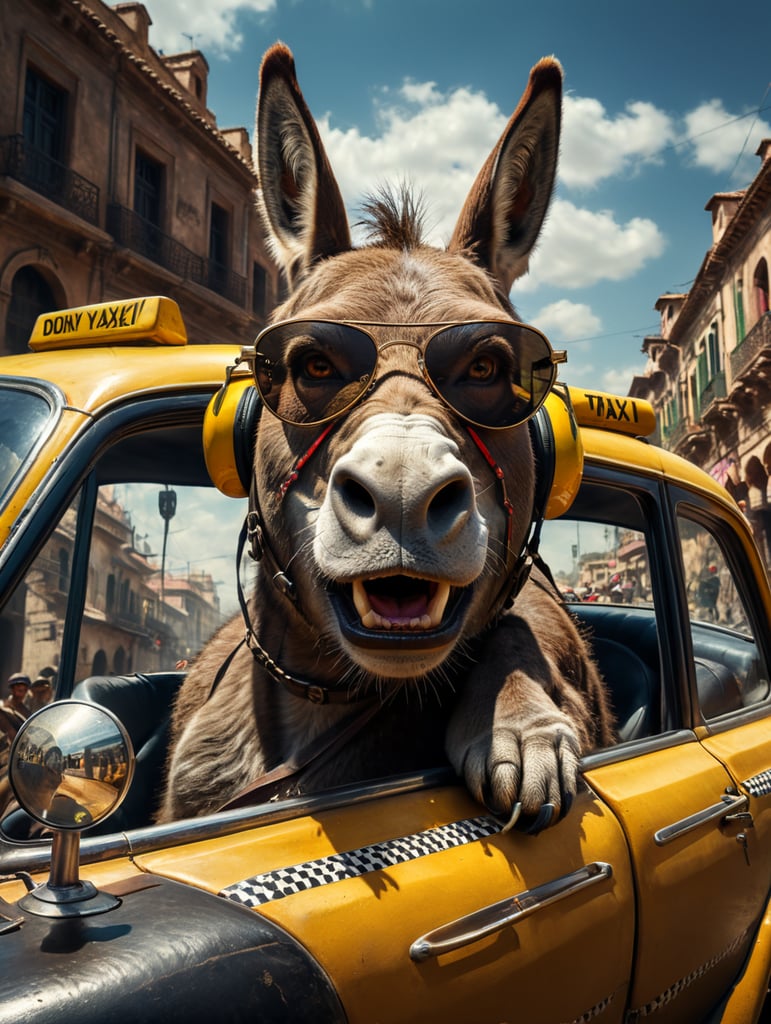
[71,671,185,831]
[570,605,660,741]
[693,658,743,719]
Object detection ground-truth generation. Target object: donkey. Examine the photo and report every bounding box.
[159,43,614,829]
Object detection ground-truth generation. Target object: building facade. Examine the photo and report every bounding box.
[630,141,771,566]
[0,0,279,352]
[3,488,224,687]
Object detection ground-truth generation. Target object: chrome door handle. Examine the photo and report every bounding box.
[409,861,613,962]
[654,791,749,846]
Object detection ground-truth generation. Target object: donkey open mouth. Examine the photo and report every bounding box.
[330,576,470,650]
[353,576,451,631]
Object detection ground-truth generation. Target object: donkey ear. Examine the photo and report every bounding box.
[256,43,351,287]
[449,58,562,295]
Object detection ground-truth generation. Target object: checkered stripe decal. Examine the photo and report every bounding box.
[743,769,771,798]
[219,815,500,907]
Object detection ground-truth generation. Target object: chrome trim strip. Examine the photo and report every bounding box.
[581,729,695,773]
[409,861,613,962]
[654,792,748,846]
[0,768,456,875]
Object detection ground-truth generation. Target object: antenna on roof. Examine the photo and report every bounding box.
[183,33,198,50]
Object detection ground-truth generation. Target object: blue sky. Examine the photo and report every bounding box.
[145,0,770,394]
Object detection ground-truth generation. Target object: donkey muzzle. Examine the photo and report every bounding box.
[314,414,489,660]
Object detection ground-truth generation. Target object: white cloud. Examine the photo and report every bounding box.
[319,82,506,245]
[560,95,677,189]
[320,85,666,294]
[599,364,641,395]
[529,298,601,343]
[145,0,275,56]
[683,100,771,179]
[521,198,666,291]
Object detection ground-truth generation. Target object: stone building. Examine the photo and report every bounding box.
[4,488,223,685]
[0,0,278,352]
[630,140,771,565]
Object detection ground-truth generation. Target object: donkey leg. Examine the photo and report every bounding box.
[445,613,594,831]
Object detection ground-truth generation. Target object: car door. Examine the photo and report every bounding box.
[548,469,770,1024]
[670,493,771,874]
[139,774,637,1024]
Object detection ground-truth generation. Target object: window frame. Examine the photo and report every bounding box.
[0,392,213,694]
[668,486,771,732]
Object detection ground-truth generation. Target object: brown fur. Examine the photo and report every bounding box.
[158,44,613,826]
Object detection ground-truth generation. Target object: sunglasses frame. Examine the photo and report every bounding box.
[242,319,567,431]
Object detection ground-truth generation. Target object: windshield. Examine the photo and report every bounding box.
[0,386,55,507]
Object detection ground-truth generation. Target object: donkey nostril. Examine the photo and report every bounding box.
[341,477,377,519]
[427,478,472,536]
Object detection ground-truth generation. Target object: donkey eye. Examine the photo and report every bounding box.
[300,352,337,380]
[466,354,497,382]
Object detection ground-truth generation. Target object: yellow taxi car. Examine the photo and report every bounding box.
[0,297,770,1024]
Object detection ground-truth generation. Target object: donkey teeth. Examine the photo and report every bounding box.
[352,579,451,631]
[352,580,373,621]
[427,582,451,627]
[361,609,388,630]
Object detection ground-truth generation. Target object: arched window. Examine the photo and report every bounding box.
[734,277,746,341]
[5,266,57,354]
[106,574,116,611]
[696,339,708,394]
[113,646,125,674]
[91,649,107,675]
[707,322,720,377]
[754,258,769,318]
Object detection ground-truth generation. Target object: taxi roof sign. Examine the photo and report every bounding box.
[29,296,187,351]
[568,387,656,437]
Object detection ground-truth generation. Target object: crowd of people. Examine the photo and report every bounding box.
[0,669,55,748]
[562,572,641,605]
[0,668,56,814]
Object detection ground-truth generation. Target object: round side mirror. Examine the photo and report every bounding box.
[9,700,134,831]
[8,701,135,918]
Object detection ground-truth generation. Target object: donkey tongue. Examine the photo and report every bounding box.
[352,580,451,631]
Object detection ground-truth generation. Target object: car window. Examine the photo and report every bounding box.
[676,512,770,719]
[540,481,664,742]
[82,482,246,677]
[540,518,650,606]
[0,483,245,687]
[0,386,55,508]
[0,420,247,818]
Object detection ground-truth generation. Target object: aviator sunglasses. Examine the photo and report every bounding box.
[246,319,566,430]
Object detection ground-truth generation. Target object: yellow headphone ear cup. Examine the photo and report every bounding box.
[202,378,261,498]
[532,388,584,520]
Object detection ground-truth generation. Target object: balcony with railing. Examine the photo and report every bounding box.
[699,370,726,415]
[0,134,99,225]
[107,203,246,306]
[730,311,771,380]
[662,418,688,449]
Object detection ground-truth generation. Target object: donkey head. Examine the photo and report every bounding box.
[249,44,563,688]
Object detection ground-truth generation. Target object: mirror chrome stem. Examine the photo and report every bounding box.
[49,829,80,888]
[18,829,120,918]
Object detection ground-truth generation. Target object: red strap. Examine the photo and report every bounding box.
[278,422,337,500]
[466,426,514,550]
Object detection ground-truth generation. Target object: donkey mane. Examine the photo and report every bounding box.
[356,183,430,250]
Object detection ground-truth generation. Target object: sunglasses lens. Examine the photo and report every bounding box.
[254,322,377,424]
[424,322,555,427]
